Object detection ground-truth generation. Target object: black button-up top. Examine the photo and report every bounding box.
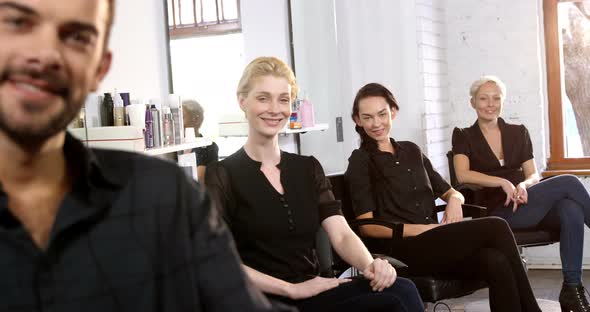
[452,118,534,210]
[345,139,451,224]
[0,133,270,312]
[206,148,342,284]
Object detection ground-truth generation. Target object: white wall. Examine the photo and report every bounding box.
[99,0,170,100]
[241,0,291,66]
[416,0,451,177]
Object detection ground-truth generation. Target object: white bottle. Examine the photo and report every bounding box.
[113,92,125,126]
[168,94,184,144]
[162,106,175,146]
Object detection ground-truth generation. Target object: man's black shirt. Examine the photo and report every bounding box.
[0,133,272,312]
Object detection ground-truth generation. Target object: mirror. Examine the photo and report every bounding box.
[163,0,295,156]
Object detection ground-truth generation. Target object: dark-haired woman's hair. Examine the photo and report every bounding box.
[351,83,400,150]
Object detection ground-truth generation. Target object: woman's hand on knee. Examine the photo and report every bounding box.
[500,179,516,208]
[362,258,397,292]
[441,200,463,224]
[287,276,350,300]
[515,182,528,205]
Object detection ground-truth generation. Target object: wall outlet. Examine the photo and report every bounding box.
[336,117,343,142]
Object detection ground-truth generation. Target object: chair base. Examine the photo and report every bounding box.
[408,275,487,303]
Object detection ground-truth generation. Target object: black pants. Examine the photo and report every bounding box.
[389,217,540,312]
[272,277,423,312]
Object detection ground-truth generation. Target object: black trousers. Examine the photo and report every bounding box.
[390,217,540,312]
[272,277,423,312]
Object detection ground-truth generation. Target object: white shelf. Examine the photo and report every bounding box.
[144,138,212,156]
[284,123,329,134]
[219,122,330,137]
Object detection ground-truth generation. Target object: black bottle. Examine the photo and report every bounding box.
[101,93,114,126]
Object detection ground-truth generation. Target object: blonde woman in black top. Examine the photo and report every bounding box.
[206,57,423,311]
[346,82,541,312]
[452,75,590,311]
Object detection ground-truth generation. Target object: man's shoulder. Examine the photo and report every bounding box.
[91,148,182,181]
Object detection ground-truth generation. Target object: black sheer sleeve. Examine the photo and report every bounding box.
[310,156,343,222]
[196,142,220,166]
[204,162,234,228]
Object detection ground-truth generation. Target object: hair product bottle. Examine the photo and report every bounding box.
[101,93,114,126]
[113,92,125,126]
[168,94,184,144]
[150,104,161,148]
[145,105,154,148]
[299,97,315,128]
[162,106,175,146]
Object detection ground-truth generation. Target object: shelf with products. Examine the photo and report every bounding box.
[216,122,330,156]
[68,126,211,156]
[283,123,329,134]
[144,139,211,156]
[218,122,329,137]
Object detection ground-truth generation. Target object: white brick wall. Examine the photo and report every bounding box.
[417,1,451,179]
[445,0,547,171]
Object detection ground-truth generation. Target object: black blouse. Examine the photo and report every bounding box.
[345,139,451,225]
[452,118,534,210]
[205,148,342,284]
[194,139,219,166]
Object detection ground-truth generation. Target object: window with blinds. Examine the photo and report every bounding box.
[167,0,241,38]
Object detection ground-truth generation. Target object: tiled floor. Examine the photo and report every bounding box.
[425,269,569,312]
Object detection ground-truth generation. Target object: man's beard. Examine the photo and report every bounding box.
[0,67,79,151]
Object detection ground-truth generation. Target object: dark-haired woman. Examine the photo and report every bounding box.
[344,82,541,312]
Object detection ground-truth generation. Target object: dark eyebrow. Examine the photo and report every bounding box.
[63,21,99,37]
[361,108,387,117]
[0,2,99,37]
[0,2,38,16]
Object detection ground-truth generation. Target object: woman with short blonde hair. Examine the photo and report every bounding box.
[453,75,590,311]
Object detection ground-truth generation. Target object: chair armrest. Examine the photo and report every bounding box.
[435,204,487,218]
[341,218,409,273]
[454,183,483,192]
[461,204,487,218]
[372,254,408,270]
[347,218,404,240]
